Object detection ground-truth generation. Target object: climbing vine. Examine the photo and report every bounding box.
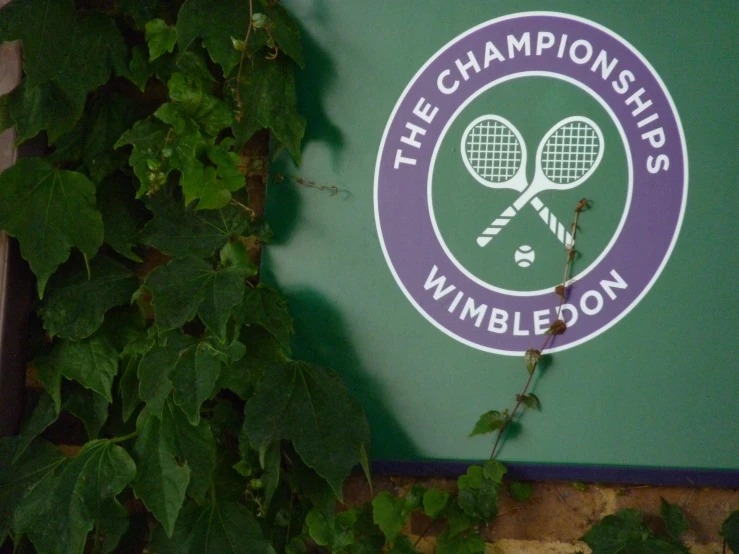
[0,1,735,553]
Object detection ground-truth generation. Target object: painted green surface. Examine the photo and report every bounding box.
[264,1,739,469]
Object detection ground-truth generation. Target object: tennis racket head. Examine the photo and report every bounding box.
[460,115,528,191]
[535,116,604,190]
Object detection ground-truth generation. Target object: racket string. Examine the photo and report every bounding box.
[465,121,522,183]
[541,121,600,184]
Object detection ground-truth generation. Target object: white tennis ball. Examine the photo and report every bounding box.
[515,245,535,268]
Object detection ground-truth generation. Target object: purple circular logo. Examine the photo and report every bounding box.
[374,12,688,355]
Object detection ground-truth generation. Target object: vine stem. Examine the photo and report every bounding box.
[235,0,255,112]
[110,431,138,444]
[489,199,589,461]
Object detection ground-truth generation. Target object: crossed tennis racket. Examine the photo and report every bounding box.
[461,115,604,248]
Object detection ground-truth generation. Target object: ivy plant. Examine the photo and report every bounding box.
[0,1,736,553]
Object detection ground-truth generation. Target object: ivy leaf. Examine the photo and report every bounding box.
[7,79,84,145]
[133,408,191,537]
[659,498,688,541]
[423,488,450,519]
[457,466,499,521]
[435,530,485,554]
[259,441,281,511]
[261,4,304,69]
[38,255,138,341]
[469,410,506,437]
[228,54,306,163]
[180,139,245,210]
[34,329,119,403]
[482,460,507,484]
[580,509,649,553]
[14,440,136,554]
[244,361,371,499]
[0,158,103,297]
[149,499,275,554]
[165,72,232,136]
[13,392,59,463]
[217,326,284,400]
[234,283,294,351]
[517,393,541,411]
[115,117,201,198]
[137,333,222,424]
[305,507,355,551]
[63,384,109,441]
[0,2,127,142]
[138,195,252,258]
[0,437,65,544]
[524,349,541,375]
[388,535,420,554]
[373,492,411,542]
[721,510,739,553]
[510,481,533,502]
[120,356,142,422]
[177,0,252,75]
[116,0,159,28]
[128,45,155,90]
[83,94,140,184]
[145,256,247,341]
[146,19,178,61]
[98,175,147,262]
[165,399,216,503]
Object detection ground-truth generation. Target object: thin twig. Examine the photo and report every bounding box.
[489,199,590,460]
[235,0,255,111]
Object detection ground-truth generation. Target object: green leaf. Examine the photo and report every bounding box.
[116,0,159,28]
[165,72,232,136]
[132,408,191,537]
[145,256,247,341]
[217,327,284,400]
[146,19,178,61]
[435,530,485,554]
[84,94,140,183]
[518,393,541,411]
[177,0,252,75]
[372,492,408,543]
[38,255,137,340]
[235,283,294,351]
[659,498,688,541]
[423,488,450,519]
[469,410,506,437]
[260,441,281,510]
[14,440,136,554]
[120,355,142,422]
[581,509,649,554]
[63,384,110,441]
[510,481,533,502]
[0,91,11,133]
[228,54,306,163]
[457,479,499,522]
[261,3,304,69]
[180,138,246,210]
[244,361,370,499]
[149,499,275,553]
[524,349,541,375]
[0,158,103,297]
[138,195,252,258]
[388,535,420,554]
[128,45,155,90]
[13,392,59,463]
[0,437,65,544]
[306,507,355,551]
[0,2,127,142]
[98,174,147,262]
[115,116,201,198]
[482,460,507,483]
[721,510,739,553]
[7,79,84,145]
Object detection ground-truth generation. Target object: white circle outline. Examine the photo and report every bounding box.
[373,11,689,356]
[428,72,632,296]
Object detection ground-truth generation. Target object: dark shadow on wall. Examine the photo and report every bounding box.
[264,283,422,461]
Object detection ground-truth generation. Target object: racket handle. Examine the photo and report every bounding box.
[476,206,519,247]
[476,197,574,247]
[530,197,574,247]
